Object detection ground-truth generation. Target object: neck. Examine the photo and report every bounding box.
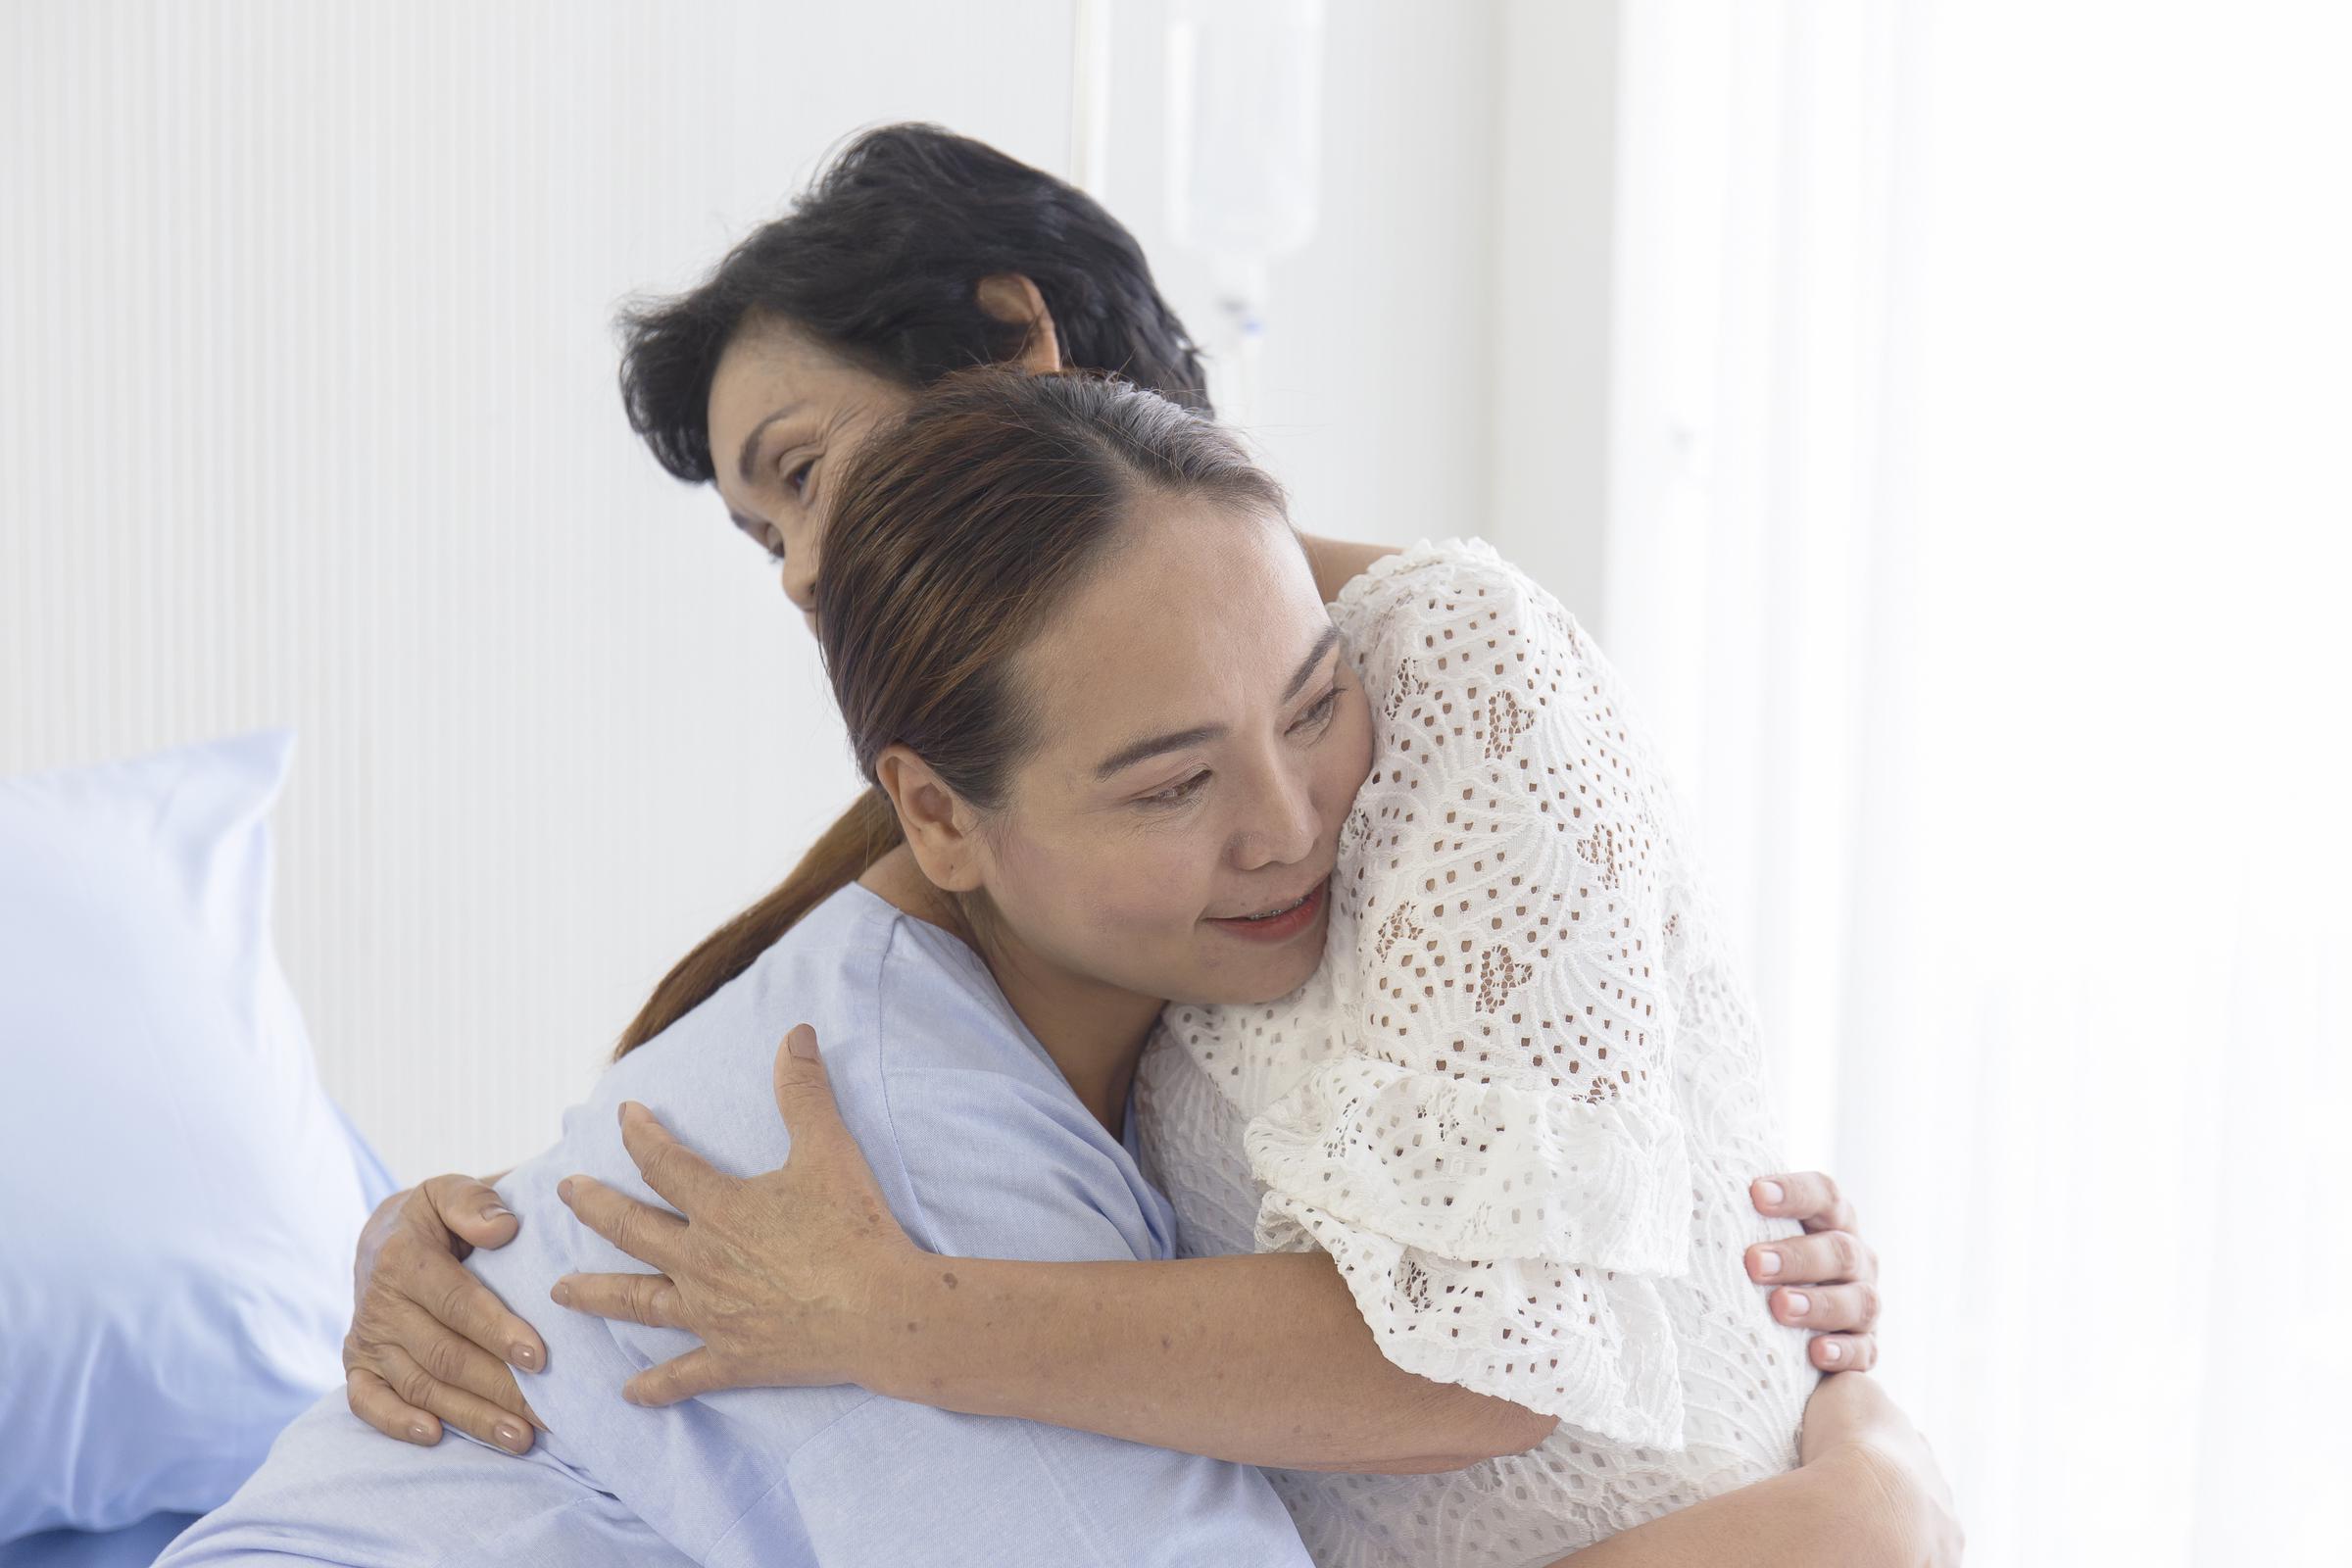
[859,849,1160,1143]
[971,927,1163,1143]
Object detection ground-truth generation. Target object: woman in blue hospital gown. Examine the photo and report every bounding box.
[160,880,1312,1566]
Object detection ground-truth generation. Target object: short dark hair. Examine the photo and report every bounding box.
[615,123,1212,483]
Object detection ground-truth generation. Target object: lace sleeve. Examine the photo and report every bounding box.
[1244,538,1695,1448]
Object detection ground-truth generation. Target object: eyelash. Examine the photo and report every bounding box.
[1136,682,1345,810]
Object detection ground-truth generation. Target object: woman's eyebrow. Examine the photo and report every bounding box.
[734,405,805,483]
[1093,624,1344,781]
[1282,625,1343,703]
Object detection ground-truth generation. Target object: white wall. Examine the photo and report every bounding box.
[1489,0,1619,623]
[0,0,1617,1179]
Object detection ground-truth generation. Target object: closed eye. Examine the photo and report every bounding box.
[1137,685,1340,810]
[1290,683,1342,735]
[1140,770,1211,809]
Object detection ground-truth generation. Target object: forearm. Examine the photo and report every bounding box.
[875,1250,1553,1473]
[1551,1448,1915,1568]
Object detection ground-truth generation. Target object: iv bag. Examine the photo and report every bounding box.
[1164,0,1325,266]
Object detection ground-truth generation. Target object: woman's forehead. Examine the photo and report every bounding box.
[1015,501,1323,761]
[708,322,900,445]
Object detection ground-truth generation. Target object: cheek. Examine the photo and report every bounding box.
[997,825,1208,937]
[1320,695,1377,812]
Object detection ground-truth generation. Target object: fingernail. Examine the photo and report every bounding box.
[552,1279,572,1306]
[558,1178,574,1202]
[618,1101,642,1124]
[1756,1250,1782,1277]
[495,1421,527,1450]
[1822,1341,1844,1363]
[481,1202,513,1222]
[788,1024,818,1060]
[408,1421,432,1442]
[1784,1291,1811,1318]
[511,1343,539,1369]
[1758,1179,1786,1206]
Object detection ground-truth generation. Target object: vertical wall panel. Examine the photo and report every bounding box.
[0,0,1076,1178]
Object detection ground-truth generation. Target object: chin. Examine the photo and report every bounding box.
[1173,931,1331,1007]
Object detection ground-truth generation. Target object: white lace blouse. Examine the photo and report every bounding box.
[1134,538,1817,1567]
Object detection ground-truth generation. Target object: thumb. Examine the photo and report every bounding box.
[771,1023,845,1148]
[427,1174,521,1250]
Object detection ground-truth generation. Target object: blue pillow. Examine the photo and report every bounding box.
[0,732,378,1538]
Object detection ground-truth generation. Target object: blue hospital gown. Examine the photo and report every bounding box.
[158,881,1311,1567]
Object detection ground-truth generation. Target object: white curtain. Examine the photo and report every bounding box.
[1604,3,2350,1562]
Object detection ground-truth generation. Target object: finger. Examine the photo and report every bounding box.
[375,1344,538,1455]
[559,1173,687,1268]
[552,1269,684,1330]
[772,1023,848,1152]
[1750,1170,1858,1234]
[1746,1228,1873,1288]
[423,1172,522,1251]
[347,1364,442,1446]
[1768,1281,1883,1335]
[388,1234,547,1373]
[623,1347,729,1408]
[387,1296,542,1427]
[1808,1333,1878,1373]
[616,1101,730,1216]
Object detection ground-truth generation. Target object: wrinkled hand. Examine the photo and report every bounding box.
[552,1023,921,1407]
[1745,1171,1882,1370]
[343,1173,545,1453]
[1797,1373,1964,1565]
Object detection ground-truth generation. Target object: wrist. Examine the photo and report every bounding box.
[858,1248,945,1401]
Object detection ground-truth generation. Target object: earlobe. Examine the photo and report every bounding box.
[973,273,1065,374]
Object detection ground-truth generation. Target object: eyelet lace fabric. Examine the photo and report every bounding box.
[1135,539,1818,1565]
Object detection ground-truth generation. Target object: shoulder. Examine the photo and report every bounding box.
[868,918,1178,1261]
[549,883,1173,1262]
[1328,537,1605,714]
[744,885,1177,1264]
[1332,536,1572,627]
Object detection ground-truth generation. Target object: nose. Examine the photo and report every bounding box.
[1230,753,1323,872]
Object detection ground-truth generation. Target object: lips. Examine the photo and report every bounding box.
[1216,881,1322,922]
[1232,892,1309,923]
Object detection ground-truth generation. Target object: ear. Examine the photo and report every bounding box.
[873,745,987,894]
[974,273,1065,374]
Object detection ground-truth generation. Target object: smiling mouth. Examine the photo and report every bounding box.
[1232,890,1313,922]
[1212,873,1331,923]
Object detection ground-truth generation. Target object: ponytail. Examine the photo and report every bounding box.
[612,790,902,1058]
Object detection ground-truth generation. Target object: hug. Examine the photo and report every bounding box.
[142,125,1949,1566]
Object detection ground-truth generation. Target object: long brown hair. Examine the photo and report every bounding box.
[614,370,1283,1056]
